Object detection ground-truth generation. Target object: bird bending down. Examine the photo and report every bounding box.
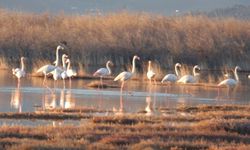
[177,65,200,84]
[93,60,113,88]
[147,61,156,84]
[161,63,181,83]
[36,45,64,85]
[218,66,240,88]
[114,55,140,91]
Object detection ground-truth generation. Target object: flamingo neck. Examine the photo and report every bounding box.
[106,62,111,75]
[234,67,239,82]
[193,67,198,76]
[67,60,71,71]
[21,59,25,71]
[175,64,179,77]
[55,48,60,66]
[148,63,152,72]
[62,57,67,70]
[131,57,137,74]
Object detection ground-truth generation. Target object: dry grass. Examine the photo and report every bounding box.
[0,105,249,149]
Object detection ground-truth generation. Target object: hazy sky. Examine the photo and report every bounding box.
[0,0,250,15]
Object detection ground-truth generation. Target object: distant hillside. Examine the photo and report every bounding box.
[194,5,250,20]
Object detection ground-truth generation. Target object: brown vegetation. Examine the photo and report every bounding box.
[0,105,249,149]
[0,9,249,75]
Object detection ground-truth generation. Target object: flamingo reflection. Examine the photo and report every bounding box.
[65,89,75,109]
[113,90,125,115]
[144,81,156,116]
[11,83,22,112]
[43,91,57,110]
[145,96,154,116]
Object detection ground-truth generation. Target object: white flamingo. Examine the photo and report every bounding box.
[177,65,200,84]
[218,66,241,87]
[147,61,156,84]
[161,63,181,83]
[114,55,140,91]
[12,57,26,81]
[113,55,140,115]
[51,54,68,81]
[66,58,77,78]
[93,60,113,88]
[36,45,64,84]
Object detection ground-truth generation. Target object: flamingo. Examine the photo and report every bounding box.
[114,55,140,91]
[36,45,64,84]
[51,54,68,80]
[113,55,139,115]
[218,66,241,87]
[66,58,77,78]
[177,65,200,84]
[147,61,156,84]
[93,60,113,88]
[12,57,26,82]
[64,58,77,88]
[161,63,181,83]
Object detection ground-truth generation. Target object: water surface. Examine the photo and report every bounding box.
[0,70,249,115]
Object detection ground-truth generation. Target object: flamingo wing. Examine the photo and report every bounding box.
[147,70,156,79]
[14,70,25,79]
[67,69,77,77]
[177,75,195,83]
[114,71,132,82]
[36,65,56,75]
[93,68,108,77]
[161,74,177,83]
[218,78,237,87]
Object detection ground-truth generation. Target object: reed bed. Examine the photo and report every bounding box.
[0,9,249,78]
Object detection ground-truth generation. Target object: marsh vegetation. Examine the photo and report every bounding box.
[0,9,249,75]
[0,105,250,149]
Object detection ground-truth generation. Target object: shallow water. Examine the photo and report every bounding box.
[0,70,250,115]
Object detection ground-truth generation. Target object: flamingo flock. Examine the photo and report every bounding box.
[12,45,247,98]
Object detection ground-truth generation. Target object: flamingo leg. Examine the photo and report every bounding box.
[69,77,72,89]
[120,81,124,112]
[42,75,53,94]
[17,78,21,89]
[63,79,66,89]
[99,76,104,108]
[121,81,124,93]
[100,76,103,89]
[153,81,156,109]
[43,75,47,86]
[217,87,221,100]
[153,78,156,85]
